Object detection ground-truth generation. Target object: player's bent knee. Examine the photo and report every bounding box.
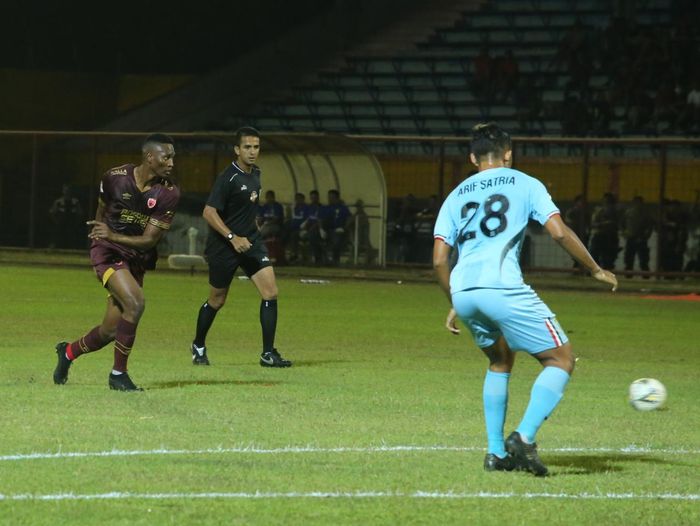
[121,295,145,320]
[555,343,576,374]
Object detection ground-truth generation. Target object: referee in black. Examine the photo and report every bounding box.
[191,126,292,367]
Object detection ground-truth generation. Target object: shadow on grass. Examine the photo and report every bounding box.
[289,359,352,367]
[148,379,283,390]
[546,453,674,475]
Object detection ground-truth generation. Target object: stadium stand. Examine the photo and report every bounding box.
[241,0,696,141]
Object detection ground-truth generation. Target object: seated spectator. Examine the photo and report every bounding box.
[285,192,310,264]
[651,81,682,134]
[320,189,351,265]
[623,89,654,135]
[257,189,285,264]
[305,190,325,265]
[514,78,545,134]
[493,50,519,102]
[561,93,589,137]
[591,89,615,137]
[677,79,700,134]
[257,190,284,239]
[472,46,494,103]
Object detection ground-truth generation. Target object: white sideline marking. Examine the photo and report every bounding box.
[0,444,697,463]
[0,490,698,502]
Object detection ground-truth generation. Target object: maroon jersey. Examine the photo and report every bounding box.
[91,164,180,270]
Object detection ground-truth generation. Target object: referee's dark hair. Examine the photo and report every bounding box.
[470,123,511,162]
[234,126,261,146]
[142,133,175,153]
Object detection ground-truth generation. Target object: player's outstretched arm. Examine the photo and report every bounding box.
[544,214,617,291]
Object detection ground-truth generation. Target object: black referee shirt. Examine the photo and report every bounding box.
[205,161,262,254]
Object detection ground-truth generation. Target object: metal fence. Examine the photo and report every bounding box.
[1,131,699,275]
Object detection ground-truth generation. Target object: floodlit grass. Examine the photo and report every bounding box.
[0,264,698,525]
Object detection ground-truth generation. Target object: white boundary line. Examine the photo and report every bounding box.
[1,444,698,463]
[0,490,698,502]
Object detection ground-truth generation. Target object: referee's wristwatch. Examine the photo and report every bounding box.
[226,232,234,241]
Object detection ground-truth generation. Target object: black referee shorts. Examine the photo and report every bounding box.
[206,238,272,289]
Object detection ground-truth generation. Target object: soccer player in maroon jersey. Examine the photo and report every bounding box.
[53,134,180,391]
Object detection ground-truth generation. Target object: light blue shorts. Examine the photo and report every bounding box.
[451,286,568,354]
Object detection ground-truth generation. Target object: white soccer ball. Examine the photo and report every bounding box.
[628,378,667,411]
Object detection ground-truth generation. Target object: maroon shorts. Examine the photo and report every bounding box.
[90,242,145,288]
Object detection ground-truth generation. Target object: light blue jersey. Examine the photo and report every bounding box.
[434,167,559,292]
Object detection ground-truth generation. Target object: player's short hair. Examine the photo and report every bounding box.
[234,126,261,146]
[470,123,511,161]
[142,133,175,154]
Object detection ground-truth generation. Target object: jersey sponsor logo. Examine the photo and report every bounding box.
[111,168,128,176]
[122,192,132,200]
[250,190,258,202]
[119,209,149,228]
[241,185,248,190]
[147,198,157,209]
[261,256,270,262]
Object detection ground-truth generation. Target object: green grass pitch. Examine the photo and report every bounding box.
[0,264,698,525]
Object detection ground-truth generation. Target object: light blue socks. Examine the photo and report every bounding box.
[483,370,510,458]
[516,366,570,444]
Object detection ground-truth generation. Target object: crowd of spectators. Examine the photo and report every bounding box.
[564,191,700,275]
[469,3,700,137]
[256,189,375,266]
[386,194,440,264]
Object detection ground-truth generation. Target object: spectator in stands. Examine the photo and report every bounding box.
[49,184,84,249]
[659,199,689,274]
[348,199,375,265]
[285,192,310,264]
[652,81,682,134]
[589,192,620,270]
[472,47,494,103]
[393,193,417,263]
[591,89,615,137]
[513,78,545,135]
[321,189,351,265]
[257,190,284,239]
[257,189,285,264]
[413,194,440,264]
[550,18,588,75]
[622,196,654,277]
[560,93,589,138]
[623,89,654,135]
[677,79,700,134]
[685,190,700,272]
[494,50,519,102]
[565,194,590,269]
[305,189,324,265]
